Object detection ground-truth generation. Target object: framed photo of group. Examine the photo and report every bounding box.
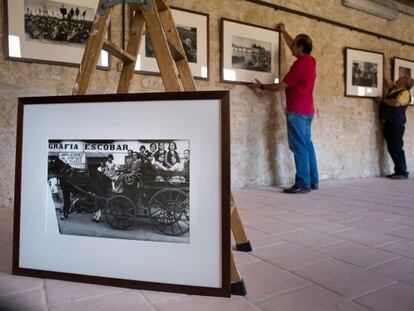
[13,91,230,297]
[393,57,414,106]
[345,47,384,98]
[4,0,110,69]
[126,7,209,80]
[220,18,280,84]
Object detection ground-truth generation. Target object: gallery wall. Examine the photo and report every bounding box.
[0,0,414,208]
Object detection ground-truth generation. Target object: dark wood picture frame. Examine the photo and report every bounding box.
[13,91,230,297]
[122,6,209,80]
[393,56,414,106]
[3,0,111,70]
[220,18,281,85]
[344,47,384,98]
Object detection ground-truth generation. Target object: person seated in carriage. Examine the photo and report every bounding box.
[153,142,167,164]
[114,152,142,192]
[182,149,190,171]
[168,155,186,183]
[146,143,157,158]
[153,154,168,182]
[138,145,147,159]
[165,142,181,169]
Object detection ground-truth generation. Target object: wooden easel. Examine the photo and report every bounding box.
[73,0,251,295]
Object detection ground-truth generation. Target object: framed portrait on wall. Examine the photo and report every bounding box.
[4,0,110,69]
[345,47,384,98]
[393,57,414,106]
[220,18,280,84]
[128,7,209,80]
[13,91,230,297]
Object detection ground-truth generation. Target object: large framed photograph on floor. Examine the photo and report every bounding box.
[220,18,280,84]
[4,0,110,69]
[393,57,414,106]
[345,47,384,98]
[13,91,230,297]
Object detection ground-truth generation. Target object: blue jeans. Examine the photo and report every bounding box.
[287,112,319,187]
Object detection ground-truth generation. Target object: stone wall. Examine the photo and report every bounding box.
[1,0,414,207]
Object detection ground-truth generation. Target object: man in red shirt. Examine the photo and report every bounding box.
[249,23,318,194]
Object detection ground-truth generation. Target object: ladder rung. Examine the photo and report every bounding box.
[102,39,136,63]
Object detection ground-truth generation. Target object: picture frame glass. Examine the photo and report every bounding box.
[6,0,109,67]
[14,92,229,296]
[393,57,414,105]
[221,19,280,84]
[133,8,209,79]
[345,48,383,97]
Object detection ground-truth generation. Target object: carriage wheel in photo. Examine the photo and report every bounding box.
[149,188,189,236]
[105,195,136,229]
[124,174,135,186]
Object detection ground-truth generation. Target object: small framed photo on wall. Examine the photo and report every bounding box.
[130,7,209,80]
[345,48,384,98]
[4,0,110,69]
[220,18,280,84]
[393,57,414,106]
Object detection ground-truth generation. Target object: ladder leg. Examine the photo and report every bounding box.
[141,1,182,92]
[73,9,111,95]
[158,9,196,91]
[231,193,252,252]
[118,7,145,93]
[231,251,247,296]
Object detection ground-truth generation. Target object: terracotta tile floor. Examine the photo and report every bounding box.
[1,177,414,310]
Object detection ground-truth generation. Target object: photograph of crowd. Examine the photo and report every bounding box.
[352,60,378,88]
[47,139,190,243]
[231,35,272,72]
[398,66,411,78]
[145,25,197,63]
[24,0,94,45]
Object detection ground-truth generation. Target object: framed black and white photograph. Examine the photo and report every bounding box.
[13,91,230,297]
[129,7,209,80]
[220,18,280,84]
[393,57,414,105]
[345,48,384,97]
[4,0,110,69]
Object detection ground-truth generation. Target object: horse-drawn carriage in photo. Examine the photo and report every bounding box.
[48,156,190,236]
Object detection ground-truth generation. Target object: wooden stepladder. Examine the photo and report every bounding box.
[73,0,251,295]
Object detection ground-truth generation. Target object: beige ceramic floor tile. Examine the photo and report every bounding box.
[291,258,396,299]
[0,275,44,296]
[298,219,349,233]
[154,295,259,311]
[354,283,414,311]
[252,242,330,271]
[50,290,153,311]
[246,219,303,235]
[369,257,414,286]
[380,239,414,259]
[332,228,401,247]
[276,228,345,248]
[45,279,123,306]
[238,261,311,302]
[317,241,400,268]
[233,250,261,267]
[387,226,414,241]
[139,290,185,305]
[256,285,370,311]
[0,288,47,311]
[342,218,407,233]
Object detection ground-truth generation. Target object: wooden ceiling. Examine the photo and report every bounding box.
[393,0,414,8]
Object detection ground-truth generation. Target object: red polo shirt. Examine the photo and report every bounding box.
[283,54,316,115]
